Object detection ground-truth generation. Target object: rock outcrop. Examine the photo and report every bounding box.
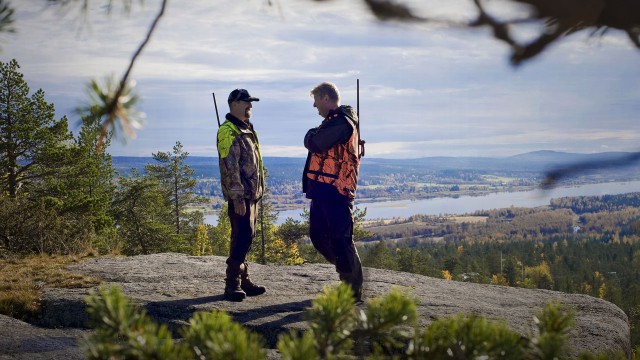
[0,253,631,359]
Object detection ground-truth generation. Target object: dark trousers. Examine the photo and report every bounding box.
[309,197,363,293]
[227,199,257,273]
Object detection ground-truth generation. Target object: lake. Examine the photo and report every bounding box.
[204,181,640,225]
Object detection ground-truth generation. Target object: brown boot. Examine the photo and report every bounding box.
[339,273,363,303]
[241,262,266,296]
[224,265,246,301]
[338,253,364,302]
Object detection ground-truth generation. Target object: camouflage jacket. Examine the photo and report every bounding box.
[217,114,264,201]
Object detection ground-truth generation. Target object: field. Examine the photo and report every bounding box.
[363,215,488,245]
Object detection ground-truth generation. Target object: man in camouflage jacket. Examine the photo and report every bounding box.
[217,88,266,301]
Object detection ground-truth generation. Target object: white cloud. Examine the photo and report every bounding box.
[260,145,308,157]
[2,0,639,159]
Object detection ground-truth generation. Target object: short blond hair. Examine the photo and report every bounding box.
[310,82,340,103]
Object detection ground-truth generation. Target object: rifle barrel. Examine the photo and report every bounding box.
[212,92,221,127]
[356,79,365,158]
[356,79,360,128]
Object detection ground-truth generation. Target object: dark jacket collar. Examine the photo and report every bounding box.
[325,108,339,120]
[225,113,253,131]
[326,105,358,125]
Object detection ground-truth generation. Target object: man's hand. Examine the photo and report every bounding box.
[233,198,246,217]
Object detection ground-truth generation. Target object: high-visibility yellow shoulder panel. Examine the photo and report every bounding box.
[217,122,240,158]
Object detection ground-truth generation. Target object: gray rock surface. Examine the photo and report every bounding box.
[0,314,88,360]
[0,253,631,358]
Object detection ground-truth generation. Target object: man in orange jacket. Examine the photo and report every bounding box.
[302,82,364,301]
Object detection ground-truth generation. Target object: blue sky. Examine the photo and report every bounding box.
[3,0,639,158]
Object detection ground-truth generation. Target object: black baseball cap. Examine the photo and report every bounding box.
[228,89,260,104]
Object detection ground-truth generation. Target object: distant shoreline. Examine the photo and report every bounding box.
[271,178,640,212]
[203,180,640,225]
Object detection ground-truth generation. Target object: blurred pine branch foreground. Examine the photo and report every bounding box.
[81,283,633,360]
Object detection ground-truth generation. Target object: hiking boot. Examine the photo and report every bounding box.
[339,272,363,303]
[241,262,266,296]
[224,262,246,301]
[353,287,363,303]
[241,278,266,296]
[224,277,246,301]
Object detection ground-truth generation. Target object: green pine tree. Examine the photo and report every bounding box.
[209,203,231,256]
[0,59,79,253]
[144,141,205,236]
[112,170,174,255]
[252,167,278,264]
[0,59,73,199]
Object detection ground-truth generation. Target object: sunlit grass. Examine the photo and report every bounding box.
[0,253,102,320]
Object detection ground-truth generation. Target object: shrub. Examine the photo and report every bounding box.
[81,284,629,360]
[181,310,265,360]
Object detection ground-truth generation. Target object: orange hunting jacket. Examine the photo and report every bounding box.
[303,105,360,201]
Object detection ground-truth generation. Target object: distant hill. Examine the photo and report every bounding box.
[112,156,306,182]
[112,151,640,180]
[362,151,639,172]
[505,150,637,169]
